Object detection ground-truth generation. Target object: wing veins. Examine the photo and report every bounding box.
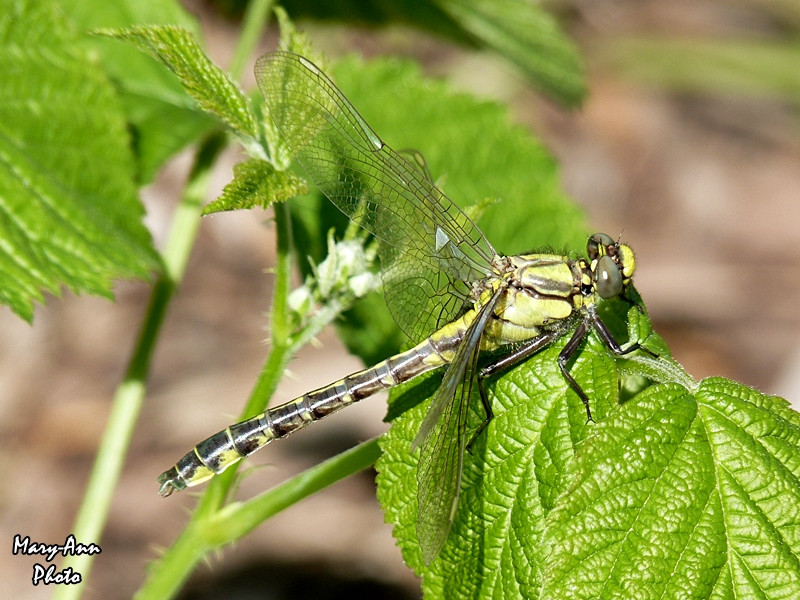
[256,51,497,340]
[415,284,505,563]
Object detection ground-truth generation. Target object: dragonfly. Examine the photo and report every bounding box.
[158,51,652,564]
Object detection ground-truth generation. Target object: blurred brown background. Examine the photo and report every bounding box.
[2,1,799,598]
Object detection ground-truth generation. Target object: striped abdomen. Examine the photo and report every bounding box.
[157,331,461,497]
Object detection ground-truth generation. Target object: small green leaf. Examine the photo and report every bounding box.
[433,0,586,106]
[275,6,323,66]
[203,158,308,215]
[99,25,256,138]
[0,0,159,321]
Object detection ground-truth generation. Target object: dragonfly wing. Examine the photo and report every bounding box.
[381,146,475,336]
[255,51,497,342]
[380,242,475,343]
[413,287,504,564]
[397,148,436,184]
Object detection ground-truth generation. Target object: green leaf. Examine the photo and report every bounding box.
[379,304,800,599]
[68,0,214,183]
[542,378,800,599]
[432,0,586,106]
[100,25,256,139]
[0,0,159,321]
[203,158,308,215]
[275,5,324,68]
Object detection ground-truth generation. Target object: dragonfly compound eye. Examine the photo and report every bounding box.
[588,232,615,261]
[594,255,623,299]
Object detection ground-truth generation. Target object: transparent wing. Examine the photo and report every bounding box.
[397,149,436,184]
[413,287,504,564]
[255,51,496,342]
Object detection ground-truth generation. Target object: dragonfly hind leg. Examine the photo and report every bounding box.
[466,378,494,453]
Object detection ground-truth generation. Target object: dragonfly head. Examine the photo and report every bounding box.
[587,233,635,300]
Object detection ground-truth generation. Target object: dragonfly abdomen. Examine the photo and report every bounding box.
[157,335,451,497]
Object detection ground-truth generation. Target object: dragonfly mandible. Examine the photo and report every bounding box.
[158,51,650,564]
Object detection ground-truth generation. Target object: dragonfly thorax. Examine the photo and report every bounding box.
[477,233,636,349]
[477,253,581,347]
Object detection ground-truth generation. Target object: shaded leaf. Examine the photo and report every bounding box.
[100,25,256,138]
[433,0,586,106]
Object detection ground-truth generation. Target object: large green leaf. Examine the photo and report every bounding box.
[542,377,800,599]
[378,312,800,598]
[0,0,159,321]
[67,0,215,183]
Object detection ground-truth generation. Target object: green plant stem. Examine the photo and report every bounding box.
[228,0,275,81]
[134,200,385,598]
[247,200,296,416]
[134,200,297,600]
[205,438,382,546]
[55,131,226,600]
[134,440,382,600]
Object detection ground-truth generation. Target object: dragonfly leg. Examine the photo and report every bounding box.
[562,310,658,422]
[557,321,594,421]
[466,330,564,451]
[590,312,659,359]
[466,377,493,453]
[480,329,563,380]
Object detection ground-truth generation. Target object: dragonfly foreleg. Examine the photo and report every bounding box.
[562,310,659,422]
[590,310,658,359]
